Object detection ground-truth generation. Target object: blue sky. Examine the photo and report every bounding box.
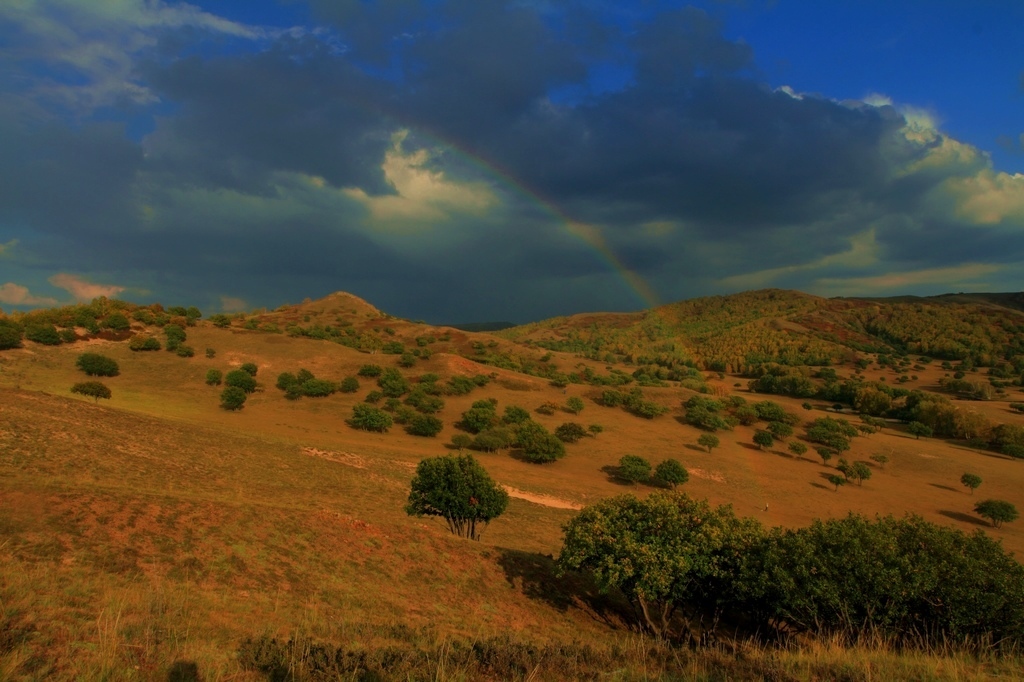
[1,0,1022,322]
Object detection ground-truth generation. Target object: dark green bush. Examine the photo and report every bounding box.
[224,370,257,393]
[75,353,119,377]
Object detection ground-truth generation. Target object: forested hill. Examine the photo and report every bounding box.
[497,289,1024,373]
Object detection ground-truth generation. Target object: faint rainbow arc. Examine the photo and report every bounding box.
[398,126,662,311]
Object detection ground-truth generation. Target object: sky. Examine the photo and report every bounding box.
[1,0,1023,323]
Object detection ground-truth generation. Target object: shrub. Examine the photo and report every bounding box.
[554,422,588,443]
[565,396,584,414]
[339,376,360,393]
[405,454,509,540]
[75,353,119,377]
[220,386,247,410]
[239,362,258,377]
[25,324,62,345]
[0,320,24,349]
[205,369,223,386]
[164,324,186,345]
[788,441,808,458]
[472,428,513,452]
[398,353,416,367]
[176,345,195,358]
[377,368,409,398]
[654,459,688,488]
[128,335,161,351]
[348,404,393,432]
[407,415,443,437]
[588,424,604,435]
[364,390,384,404]
[460,403,498,434]
[71,381,111,402]
[301,379,335,397]
[502,405,531,425]
[224,370,257,393]
[209,314,230,328]
[205,348,216,358]
[358,364,383,377]
[535,402,558,416]
[450,433,473,451]
[753,430,774,450]
[618,455,652,484]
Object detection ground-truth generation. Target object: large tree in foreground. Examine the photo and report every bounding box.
[558,491,762,639]
[406,454,509,540]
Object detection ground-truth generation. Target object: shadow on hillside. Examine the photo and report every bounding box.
[929,483,960,493]
[495,548,629,628]
[684,444,705,453]
[938,510,988,527]
[809,482,831,491]
[738,443,761,452]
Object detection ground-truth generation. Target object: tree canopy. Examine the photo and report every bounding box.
[405,454,509,540]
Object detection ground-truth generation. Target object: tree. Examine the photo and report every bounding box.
[0,320,23,349]
[654,459,688,488]
[850,461,872,486]
[554,422,588,443]
[826,474,847,491]
[516,420,566,463]
[767,421,793,441]
[565,396,584,415]
[460,403,498,434]
[348,404,393,432]
[340,376,360,393]
[697,433,720,453]
[224,370,257,393]
[301,379,336,397]
[358,364,383,377]
[450,433,473,451]
[220,386,247,411]
[75,352,119,377]
[205,369,223,386]
[405,454,509,540]
[128,335,161,351]
[25,324,62,345]
[239,362,258,377]
[908,421,933,440]
[377,368,409,397]
[788,442,808,459]
[71,381,111,402]
[406,415,443,437]
[101,312,130,332]
[558,492,762,639]
[974,500,1018,528]
[753,430,774,450]
[618,455,652,484]
[960,473,982,495]
[817,447,834,466]
[870,453,889,469]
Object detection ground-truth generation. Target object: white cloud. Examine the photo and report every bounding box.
[0,0,266,111]
[0,282,59,307]
[220,295,247,312]
[0,239,16,257]
[342,130,497,226]
[48,273,125,301]
[945,169,1024,225]
[813,263,1003,296]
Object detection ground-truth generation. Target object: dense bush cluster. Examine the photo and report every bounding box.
[559,492,1024,646]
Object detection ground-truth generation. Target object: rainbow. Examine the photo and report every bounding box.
[401,125,662,311]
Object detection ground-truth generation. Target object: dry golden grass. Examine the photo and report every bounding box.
[1,313,1023,679]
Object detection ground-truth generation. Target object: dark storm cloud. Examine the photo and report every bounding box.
[2,0,1020,319]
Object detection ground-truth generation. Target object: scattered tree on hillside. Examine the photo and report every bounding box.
[205,369,223,386]
[0,320,23,349]
[128,335,161,351]
[75,352,119,377]
[753,430,774,451]
[588,424,604,436]
[554,422,588,443]
[654,459,688,488]
[225,369,257,393]
[817,447,834,466]
[870,453,889,469]
[908,421,933,440]
[358,364,383,377]
[340,376,360,393]
[767,421,793,441]
[406,415,443,437]
[850,461,872,486]
[450,433,473,451]
[460,400,499,434]
[565,396,584,415]
[348,404,393,432]
[826,474,846,491]
[960,473,982,495]
[697,433,720,453]
[974,500,1019,528]
[516,420,566,463]
[788,441,808,459]
[618,455,652,485]
[220,386,247,411]
[71,381,111,402]
[239,362,258,376]
[405,454,509,540]
[25,324,61,345]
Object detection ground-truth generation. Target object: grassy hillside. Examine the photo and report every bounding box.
[1,289,1024,679]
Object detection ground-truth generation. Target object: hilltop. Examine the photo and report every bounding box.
[0,288,1023,679]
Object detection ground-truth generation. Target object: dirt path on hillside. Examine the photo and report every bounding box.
[502,486,582,510]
